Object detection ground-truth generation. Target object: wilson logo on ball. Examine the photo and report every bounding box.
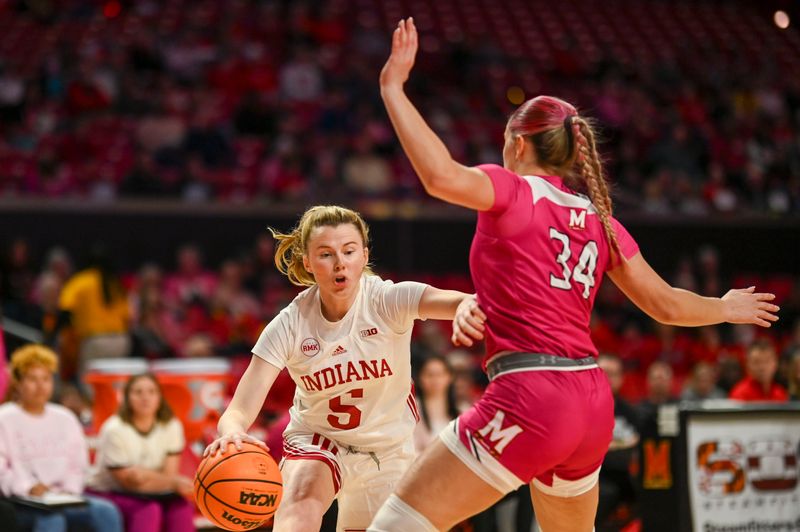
[222,510,261,529]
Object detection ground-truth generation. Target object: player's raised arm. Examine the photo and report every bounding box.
[379,17,494,211]
[608,252,779,328]
[205,355,280,456]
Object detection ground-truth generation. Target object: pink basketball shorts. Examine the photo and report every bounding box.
[440,366,614,496]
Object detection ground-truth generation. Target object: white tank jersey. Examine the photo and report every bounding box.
[252,275,427,450]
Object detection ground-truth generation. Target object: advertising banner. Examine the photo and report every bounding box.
[687,413,800,532]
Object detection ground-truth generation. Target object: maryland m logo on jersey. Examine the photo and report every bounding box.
[569,209,586,230]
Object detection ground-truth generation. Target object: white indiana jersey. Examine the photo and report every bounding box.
[253,275,426,450]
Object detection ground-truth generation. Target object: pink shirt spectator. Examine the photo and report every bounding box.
[0,402,88,496]
[471,164,639,364]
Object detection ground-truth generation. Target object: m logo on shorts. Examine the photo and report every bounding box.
[477,410,523,455]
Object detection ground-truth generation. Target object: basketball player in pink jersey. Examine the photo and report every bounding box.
[369,18,780,532]
[204,205,481,532]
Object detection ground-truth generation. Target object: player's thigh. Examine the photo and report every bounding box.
[337,476,396,532]
[529,482,598,532]
[277,458,337,515]
[395,439,505,530]
[337,447,413,531]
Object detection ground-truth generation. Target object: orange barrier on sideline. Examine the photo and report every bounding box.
[85,358,231,442]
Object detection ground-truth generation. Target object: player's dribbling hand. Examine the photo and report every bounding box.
[721,286,780,327]
[452,294,487,347]
[204,432,269,457]
[379,17,418,90]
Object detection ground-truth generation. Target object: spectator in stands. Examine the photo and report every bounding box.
[129,265,178,359]
[164,244,217,307]
[32,272,82,380]
[681,361,726,401]
[342,136,394,196]
[413,354,459,453]
[446,350,482,412]
[788,349,800,401]
[0,239,35,325]
[596,354,640,529]
[0,344,123,532]
[637,361,677,420]
[729,340,788,402]
[716,354,745,394]
[87,373,195,532]
[54,245,131,378]
[36,247,73,289]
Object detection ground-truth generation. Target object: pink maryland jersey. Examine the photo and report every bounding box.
[471,164,639,364]
[252,275,426,450]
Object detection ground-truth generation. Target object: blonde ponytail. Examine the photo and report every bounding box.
[270,226,315,287]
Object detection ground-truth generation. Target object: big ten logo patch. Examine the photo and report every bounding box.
[643,439,672,489]
[301,338,320,357]
[697,438,798,497]
[360,327,378,338]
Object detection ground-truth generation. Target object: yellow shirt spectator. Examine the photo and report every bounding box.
[59,268,129,341]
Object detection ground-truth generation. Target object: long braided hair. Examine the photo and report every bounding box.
[507,95,622,257]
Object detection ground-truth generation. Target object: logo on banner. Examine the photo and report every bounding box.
[696,438,797,497]
[687,417,800,531]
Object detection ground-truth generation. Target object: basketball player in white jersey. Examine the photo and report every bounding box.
[205,205,482,532]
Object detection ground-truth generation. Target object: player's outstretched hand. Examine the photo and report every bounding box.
[722,286,779,327]
[203,432,269,457]
[380,17,418,90]
[452,294,487,347]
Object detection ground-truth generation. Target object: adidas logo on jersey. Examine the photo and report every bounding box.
[332,345,347,356]
[359,327,378,338]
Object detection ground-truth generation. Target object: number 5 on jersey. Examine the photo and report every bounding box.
[327,388,363,429]
[549,228,598,299]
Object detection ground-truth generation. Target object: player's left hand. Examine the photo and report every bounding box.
[452,294,486,347]
[379,17,418,90]
[721,286,779,327]
[204,432,269,457]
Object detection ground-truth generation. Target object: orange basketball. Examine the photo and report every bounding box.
[194,442,283,531]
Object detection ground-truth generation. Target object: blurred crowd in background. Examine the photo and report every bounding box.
[1,235,799,531]
[0,0,799,530]
[0,0,798,213]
